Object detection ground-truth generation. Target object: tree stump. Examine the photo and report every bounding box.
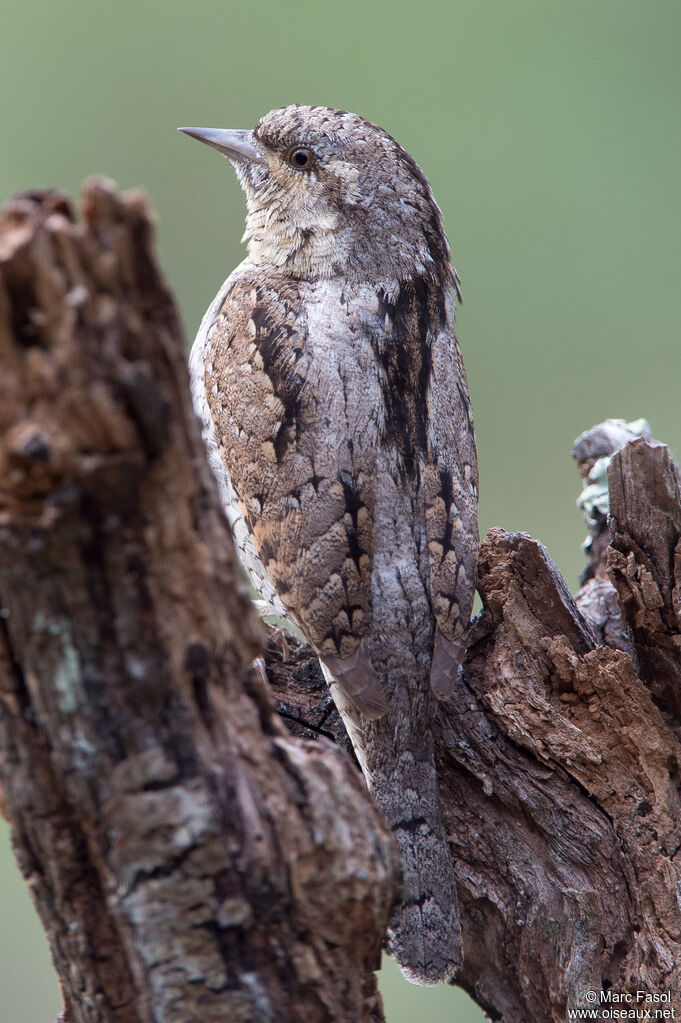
[1,183,680,1023]
[0,183,398,1023]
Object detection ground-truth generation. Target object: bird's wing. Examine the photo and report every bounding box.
[363,276,479,699]
[423,304,479,698]
[195,268,386,718]
[189,266,292,621]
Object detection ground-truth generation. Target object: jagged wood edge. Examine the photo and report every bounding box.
[268,443,681,1022]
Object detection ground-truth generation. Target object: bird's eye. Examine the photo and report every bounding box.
[289,147,314,169]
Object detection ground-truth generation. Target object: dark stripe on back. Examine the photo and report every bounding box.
[375,275,447,476]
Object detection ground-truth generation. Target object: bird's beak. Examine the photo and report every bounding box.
[178,127,266,165]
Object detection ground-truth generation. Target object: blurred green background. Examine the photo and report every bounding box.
[2,0,680,1020]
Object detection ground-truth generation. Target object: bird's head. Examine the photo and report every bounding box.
[180,105,455,291]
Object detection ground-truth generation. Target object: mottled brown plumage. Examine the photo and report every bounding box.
[183,105,479,984]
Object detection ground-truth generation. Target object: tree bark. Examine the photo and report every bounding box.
[1,183,680,1023]
[0,183,399,1023]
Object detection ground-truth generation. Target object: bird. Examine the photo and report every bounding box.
[180,105,479,986]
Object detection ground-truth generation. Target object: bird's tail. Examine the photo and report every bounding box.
[374,738,462,986]
[326,670,462,986]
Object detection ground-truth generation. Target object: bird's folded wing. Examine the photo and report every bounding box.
[320,642,387,720]
[424,318,479,698]
[198,271,383,701]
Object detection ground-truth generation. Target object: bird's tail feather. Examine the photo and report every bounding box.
[375,749,462,985]
[323,664,462,985]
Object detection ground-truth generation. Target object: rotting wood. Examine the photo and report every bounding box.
[0,183,398,1023]
[1,184,680,1023]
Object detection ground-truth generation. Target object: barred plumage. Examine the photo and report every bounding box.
[183,105,479,984]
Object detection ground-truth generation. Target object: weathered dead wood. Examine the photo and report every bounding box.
[0,183,399,1023]
[269,434,681,1020]
[2,182,681,1023]
[608,439,681,723]
[272,523,681,1020]
[571,419,650,661]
